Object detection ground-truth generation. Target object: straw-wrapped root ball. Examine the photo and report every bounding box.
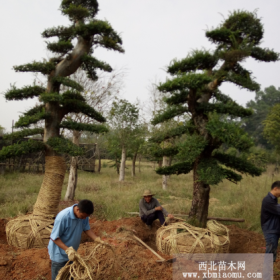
[156,220,230,259]
[5,215,54,248]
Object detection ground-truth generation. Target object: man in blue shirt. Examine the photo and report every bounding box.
[48,199,102,280]
[261,181,280,262]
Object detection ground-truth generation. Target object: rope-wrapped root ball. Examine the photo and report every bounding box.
[6,156,66,249]
[156,220,230,260]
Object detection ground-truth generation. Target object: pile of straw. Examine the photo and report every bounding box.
[156,220,229,260]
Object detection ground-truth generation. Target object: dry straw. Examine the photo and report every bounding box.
[156,220,230,261]
[6,156,66,248]
[56,243,116,280]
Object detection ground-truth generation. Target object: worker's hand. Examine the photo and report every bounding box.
[168,214,174,219]
[155,206,163,211]
[94,237,105,244]
[65,246,77,262]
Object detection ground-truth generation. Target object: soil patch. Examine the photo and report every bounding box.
[1,217,280,279]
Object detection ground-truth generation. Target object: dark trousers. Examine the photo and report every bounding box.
[141,210,165,226]
[264,233,280,262]
[51,260,67,280]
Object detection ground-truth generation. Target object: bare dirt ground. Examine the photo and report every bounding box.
[1,216,280,280]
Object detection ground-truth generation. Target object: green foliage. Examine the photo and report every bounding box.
[5,85,45,101]
[149,123,193,143]
[213,152,262,176]
[176,134,207,163]
[263,103,280,152]
[158,73,212,92]
[60,120,108,133]
[151,105,188,125]
[62,99,105,122]
[197,158,226,185]
[14,61,56,75]
[62,4,90,21]
[81,54,112,81]
[206,28,235,45]
[163,90,190,105]
[47,40,74,54]
[244,86,280,149]
[3,128,44,141]
[206,113,253,151]
[53,77,84,91]
[222,168,242,183]
[47,137,84,156]
[251,47,279,62]
[0,140,45,161]
[15,110,49,128]
[24,105,45,116]
[156,161,193,175]
[60,0,99,19]
[224,71,260,92]
[42,26,75,39]
[151,146,179,158]
[168,50,218,75]
[197,102,253,118]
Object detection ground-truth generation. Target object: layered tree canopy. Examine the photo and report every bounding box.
[149,11,278,225]
[0,0,124,161]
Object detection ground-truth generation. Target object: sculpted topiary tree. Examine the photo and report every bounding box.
[1,0,123,248]
[151,11,279,227]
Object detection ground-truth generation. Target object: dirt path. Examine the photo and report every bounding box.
[0,217,279,280]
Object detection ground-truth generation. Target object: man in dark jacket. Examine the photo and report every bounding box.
[261,181,280,262]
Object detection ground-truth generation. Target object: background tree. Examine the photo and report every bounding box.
[107,99,139,181]
[1,0,123,248]
[151,11,278,227]
[64,68,124,201]
[263,103,280,152]
[0,125,5,137]
[244,86,280,149]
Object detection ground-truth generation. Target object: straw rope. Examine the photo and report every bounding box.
[56,243,116,280]
[6,156,66,249]
[156,220,230,261]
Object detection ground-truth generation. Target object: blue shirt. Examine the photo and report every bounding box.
[48,204,90,262]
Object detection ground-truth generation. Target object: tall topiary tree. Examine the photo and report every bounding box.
[150,11,278,227]
[1,0,123,248]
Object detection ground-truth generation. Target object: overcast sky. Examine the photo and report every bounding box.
[1,0,280,131]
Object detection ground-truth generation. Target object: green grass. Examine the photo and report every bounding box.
[0,160,276,233]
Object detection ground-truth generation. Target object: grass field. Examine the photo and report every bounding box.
[0,159,277,233]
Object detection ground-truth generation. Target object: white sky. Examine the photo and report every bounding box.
[1,0,280,131]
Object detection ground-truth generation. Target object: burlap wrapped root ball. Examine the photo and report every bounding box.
[156,220,230,260]
[6,156,66,249]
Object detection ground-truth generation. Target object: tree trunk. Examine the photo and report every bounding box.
[188,160,210,228]
[162,156,169,190]
[96,143,101,173]
[119,146,126,181]
[116,157,120,175]
[158,159,163,167]
[64,131,80,201]
[138,155,141,173]
[131,151,137,177]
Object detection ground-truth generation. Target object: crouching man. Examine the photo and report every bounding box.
[139,189,174,229]
[48,199,103,280]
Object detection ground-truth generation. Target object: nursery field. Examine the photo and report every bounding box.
[0,161,280,279]
[0,160,276,233]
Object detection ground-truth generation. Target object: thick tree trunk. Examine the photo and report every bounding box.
[162,156,169,190]
[188,160,210,228]
[64,131,80,201]
[119,146,126,181]
[131,151,137,177]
